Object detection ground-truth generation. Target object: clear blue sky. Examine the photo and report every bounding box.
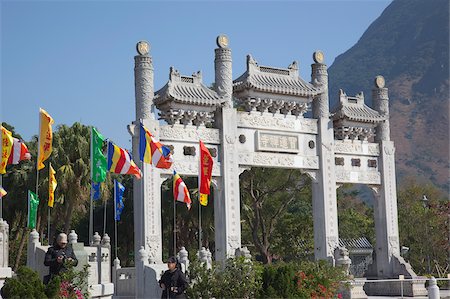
[1,0,391,149]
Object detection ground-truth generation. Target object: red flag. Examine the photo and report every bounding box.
[199,140,213,206]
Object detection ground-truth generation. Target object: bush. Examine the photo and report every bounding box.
[259,260,349,299]
[1,266,47,299]
[187,257,348,299]
[186,256,262,299]
[1,264,90,299]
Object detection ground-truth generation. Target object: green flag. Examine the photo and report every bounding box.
[28,191,39,229]
[91,127,107,183]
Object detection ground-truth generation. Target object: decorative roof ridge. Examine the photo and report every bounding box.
[246,54,299,78]
[169,66,204,86]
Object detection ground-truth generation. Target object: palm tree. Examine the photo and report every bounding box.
[50,123,91,234]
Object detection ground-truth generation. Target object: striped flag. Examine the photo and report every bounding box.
[139,124,173,169]
[107,141,142,179]
[8,138,31,165]
[173,171,191,210]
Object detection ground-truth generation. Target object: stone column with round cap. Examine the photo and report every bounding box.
[310,51,339,262]
[131,41,162,267]
[213,35,242,261]
[370,76,400,278]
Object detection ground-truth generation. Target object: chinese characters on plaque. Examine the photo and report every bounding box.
[256,131,299,153]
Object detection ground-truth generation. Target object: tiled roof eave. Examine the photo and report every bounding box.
[167,94,223,107]
[345,115,386,123]
[233,82,320,97]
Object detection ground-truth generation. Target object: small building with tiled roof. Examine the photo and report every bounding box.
[232,55,324,115]
[154,67,226,125]
[331,89,386,141]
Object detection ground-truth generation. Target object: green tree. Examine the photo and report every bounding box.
[240,168,310,264]
[49,123,91,234]
[337,185,375,245]
[397,178,449,276]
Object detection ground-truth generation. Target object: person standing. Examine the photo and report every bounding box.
[159,256,188,299]
[43,233,78,283]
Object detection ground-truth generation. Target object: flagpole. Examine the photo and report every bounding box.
[198,201,202,250]
[103,198,107,237]
[89,127,94,245]
[35,109,41,221]
[103,140,110,238]
[47,163,51,244]
[114,180,118,259]
[198,143,202,251]
[27,190,30,228]
[173,198,176,257]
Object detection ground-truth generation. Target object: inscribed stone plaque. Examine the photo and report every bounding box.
[255,131,299,153]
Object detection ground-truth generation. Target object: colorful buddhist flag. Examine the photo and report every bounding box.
[114,180,125,221]
[173,171,191,210]
[91,127,107,183]
[139,123,173,169]
[1,126,13,174]
[38,108,54,170]
[107,141,142,179]
[28,190,39,229]
[8,138,31,165]
[199,140,213,206]
[0,186,7,198]
[48,164,57,208]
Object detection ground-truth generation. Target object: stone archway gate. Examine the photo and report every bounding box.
[129,36,404,283]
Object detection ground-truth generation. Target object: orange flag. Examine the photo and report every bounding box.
[1,126,14,174]
[48,164,57,207]
[199,140,213,206]
[38,108,54,170]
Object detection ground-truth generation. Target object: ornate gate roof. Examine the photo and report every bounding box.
[233,55,321,98]
[331,90,386,123]
[154,67,225,108]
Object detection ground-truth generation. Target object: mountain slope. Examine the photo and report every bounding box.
[328,0,449,192]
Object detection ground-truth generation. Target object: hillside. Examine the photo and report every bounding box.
[328,0,449,192]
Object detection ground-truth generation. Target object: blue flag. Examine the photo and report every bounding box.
[114,180,125,221]
[91,182,101,200]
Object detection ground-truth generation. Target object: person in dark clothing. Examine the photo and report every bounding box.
[159,256,188,299]
[43,233,78,284]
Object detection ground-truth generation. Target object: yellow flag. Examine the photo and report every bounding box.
[1,126,13,174]
[199,193,208,206]
[38,108,54,170]
[48,164,57,208]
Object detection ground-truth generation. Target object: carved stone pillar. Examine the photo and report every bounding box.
[311,52,339,262]
[371,77,400,278]
[213,35,241,261]
[132,41,162,265]
[214,107,242,262]
[0,219,9,268]
[214,35,233,108]
[134,41,153,120]
[372,76,390,142]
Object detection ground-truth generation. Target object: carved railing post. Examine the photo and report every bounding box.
[27,229,40,270]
